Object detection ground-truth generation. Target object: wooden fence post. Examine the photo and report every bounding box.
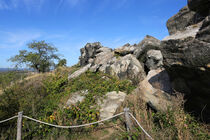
[124,108,132,132]
[17,111,23,140]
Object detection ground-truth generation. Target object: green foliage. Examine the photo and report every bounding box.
[9,40,60,73]
[56,59,67,67]
[0,71,27,89]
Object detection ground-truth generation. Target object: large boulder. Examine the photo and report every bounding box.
[98,91,126,119]
[68,64,91,80]
[166,6,203,35]
[145,50,163,70]
[188,0,210,16]
[102,54,146,84]
[134,35,161,61]
[137,69,172,111]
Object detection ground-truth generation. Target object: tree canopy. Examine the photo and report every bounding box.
[9,40,63,73]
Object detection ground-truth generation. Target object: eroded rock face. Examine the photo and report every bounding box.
[114,43,137,56]
[166,6,203,35]
[138,69,172,111]
[98,91,126,119]
[188,0,210,16]
[134,35,161,61]
[101,54,146,84]
[161,1,210,122]
[145,50,163,70]
[79,42,103,66]
[66,90,89,107]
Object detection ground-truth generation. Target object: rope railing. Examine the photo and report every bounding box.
[22,112,124,129]
[0,115,18,124]
[129,113,154,140]
[0,108,154,140]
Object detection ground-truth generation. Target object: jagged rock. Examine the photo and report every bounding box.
[98,91,126,120]
[66,90,89,106]
[114,43,137,56]
[166,6,203,35]
[138,69,172,111]
[79,42,102,66]
[188,0,210,16]
[163,22,203,41]
[102,54,146,84]
[145,50,163,70]
[68,64,91,80]
[134,35,161,61]
[196,16,210,43]
[147,69,172,93]
[161,4,210,121]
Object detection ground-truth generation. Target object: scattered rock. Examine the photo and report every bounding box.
[66,90,89,106]
[98,91,126,120]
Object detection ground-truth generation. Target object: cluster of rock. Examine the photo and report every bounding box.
[67,0,210,122]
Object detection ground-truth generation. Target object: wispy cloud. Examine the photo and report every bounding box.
[0,0,45,12]
[0,30,42,49]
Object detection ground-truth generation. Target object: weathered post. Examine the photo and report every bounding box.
[17,111,23,140]
[124,108,132,132]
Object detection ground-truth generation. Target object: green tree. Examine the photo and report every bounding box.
[9,40,60,73]
[56,59,67,67]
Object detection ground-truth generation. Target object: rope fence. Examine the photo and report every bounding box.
[0,108,153,140]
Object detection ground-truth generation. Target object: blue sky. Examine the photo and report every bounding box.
[0,0,186,68]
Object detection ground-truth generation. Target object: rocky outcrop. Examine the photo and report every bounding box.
[161,0,210,122]
[79,42,103,66]
[134,35,161,61]
[98,91,126,119]
[166,6,204,35]
[138,69,172,111]
[114,43,137,56]
[196,16,210,43]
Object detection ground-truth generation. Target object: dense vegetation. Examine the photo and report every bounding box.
[0,71,28,90]
[0,66,209,139]
[0,66,135,139]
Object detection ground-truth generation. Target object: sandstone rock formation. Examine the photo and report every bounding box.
[161,0,210,122]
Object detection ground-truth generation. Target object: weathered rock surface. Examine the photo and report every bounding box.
[166,6,203,35]
[68,64,91,80]
[188,0,210,16]
[134,35,161,61]
[66,90,89,106]
[114,43,137,56]
[98,91,126,120]
[101,54,146,84]
[145,50,163,70]
[161,0,210,122]
[79,42,103,66]
[196,16,210,43]
[138,69,172,111]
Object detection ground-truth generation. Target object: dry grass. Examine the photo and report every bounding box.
[116,90,210,140]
